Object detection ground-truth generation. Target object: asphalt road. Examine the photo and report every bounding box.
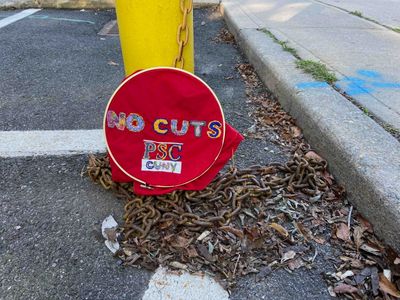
[0,7,334,299]
[0,9,124,131]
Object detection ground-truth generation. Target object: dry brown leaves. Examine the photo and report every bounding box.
[213,28,236,44]
[88,153,344,290]
[87,61,400,298]
[236,63,400,299]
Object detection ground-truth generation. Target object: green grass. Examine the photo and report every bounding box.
[260,28,337,84]
[350,10,363,17]
[392,28,400,33]
[361,107,372,116]
[260,28,300,59]
[295,60,337,84]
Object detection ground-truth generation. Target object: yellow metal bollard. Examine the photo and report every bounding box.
[115,0,195,76]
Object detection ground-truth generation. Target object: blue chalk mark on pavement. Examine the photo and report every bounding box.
[296,82,329,89]
[297,69,400,96]
[371,82,400,88]
[29,15,95,25]
[356,69,381,79]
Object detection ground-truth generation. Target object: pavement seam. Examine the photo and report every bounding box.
[220,0,400,253]
[314,0,400,33]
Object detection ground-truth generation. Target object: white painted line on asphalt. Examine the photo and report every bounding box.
[142,267,229,300]
[0,130,106,157]
[0,9,41,29]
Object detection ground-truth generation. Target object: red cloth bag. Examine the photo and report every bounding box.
[104,68,243,195]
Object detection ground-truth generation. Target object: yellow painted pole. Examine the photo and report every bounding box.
[115,0,195,76]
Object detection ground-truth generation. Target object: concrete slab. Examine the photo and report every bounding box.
[317,0,400,29]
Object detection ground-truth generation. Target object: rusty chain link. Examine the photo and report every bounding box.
[173,0,193,69]
[86,152,330,241]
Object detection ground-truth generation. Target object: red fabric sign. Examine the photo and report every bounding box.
[104,67,243,194]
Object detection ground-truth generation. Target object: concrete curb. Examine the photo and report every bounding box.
[0,0,220,9]
[220,1,400,252]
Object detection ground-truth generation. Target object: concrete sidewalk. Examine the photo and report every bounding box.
[221,0,400,252]
[223,0,400,132]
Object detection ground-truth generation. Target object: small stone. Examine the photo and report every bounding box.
[201,21,206,26]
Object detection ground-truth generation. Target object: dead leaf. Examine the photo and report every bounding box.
[104,228,117,242]
[281,250,296,263]
[269,223,289,238]
[360,243,381,256]
[339,270,354,280]
[305,151,323,162]
[290,126,302,137]
[169,261,188,270]
[313,236,326,245]
[371,267,379,296]
[208,241,214,254]
[171,235,192,248]
[328,286,336,297]
[294,222,310,241]
[322,171,334,186]
[352,226,364,251]
[186,246,198,258]
[197,231,211,241]
[336,223,350,241]
[123,248,133,256]
[288,258,304,270]
[356,215,373,233]
[333,283,358,294]
[197,244,216,262]
[379,273,400,298]
[244,226,262,241]
[220,226,244,239]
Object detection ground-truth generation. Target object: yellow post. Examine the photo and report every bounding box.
[115,0,195,76]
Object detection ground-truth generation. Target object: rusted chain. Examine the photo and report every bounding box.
[86,152,330,240]
[173,0,193,68]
